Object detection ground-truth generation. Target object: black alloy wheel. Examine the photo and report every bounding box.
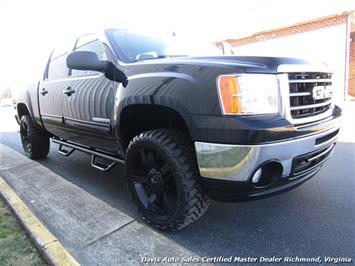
[20,118,32,155]
[125,129,210,231]
[130,145,178,220]
[20,115,50,159]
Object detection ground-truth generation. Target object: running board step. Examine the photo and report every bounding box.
[58,144,75,156]
[52,139,124,171]
[91,155,116,171]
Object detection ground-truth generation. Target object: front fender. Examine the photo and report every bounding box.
[117,72,212,115]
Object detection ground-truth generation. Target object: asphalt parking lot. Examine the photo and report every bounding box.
[0,104,354,264]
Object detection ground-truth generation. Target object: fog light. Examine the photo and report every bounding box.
[251,161,283,189]
[252,168,262,184]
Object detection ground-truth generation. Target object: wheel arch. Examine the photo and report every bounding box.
[17,102,31,119]
[119,104,192,149]
[16,88,36,121]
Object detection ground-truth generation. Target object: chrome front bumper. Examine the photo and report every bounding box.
[194,126,340,182]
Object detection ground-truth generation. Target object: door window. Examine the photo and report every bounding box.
[71,35,108,76]
[47,51,70,80]
[46,39,76,80]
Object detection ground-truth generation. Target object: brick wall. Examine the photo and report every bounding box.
[349,31,355,97]
[219,13,349,47]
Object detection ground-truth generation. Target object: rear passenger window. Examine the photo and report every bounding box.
[71,35,108,76]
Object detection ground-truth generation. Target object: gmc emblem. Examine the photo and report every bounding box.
[312,85,333,100]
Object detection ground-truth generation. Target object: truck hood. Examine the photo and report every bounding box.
[186,56,321,73]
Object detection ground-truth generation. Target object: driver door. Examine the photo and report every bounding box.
[60,35,118,152]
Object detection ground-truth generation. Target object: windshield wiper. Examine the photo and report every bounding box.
[134,55,188,62]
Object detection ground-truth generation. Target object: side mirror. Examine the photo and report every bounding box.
[67,51,104,72]
[66,51,128,86]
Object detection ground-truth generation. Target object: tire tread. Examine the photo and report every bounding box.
[20,115,49,159]
[127,129,210,231]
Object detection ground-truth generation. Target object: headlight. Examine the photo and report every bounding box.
[217,74,279,115]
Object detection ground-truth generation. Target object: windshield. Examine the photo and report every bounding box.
[106,29,221,63]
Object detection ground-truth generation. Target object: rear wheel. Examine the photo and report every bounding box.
[20,115,50,159]
[125,129,209,231]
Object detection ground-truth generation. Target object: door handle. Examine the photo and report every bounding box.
[63,87,75,96]
[40,88,48,96]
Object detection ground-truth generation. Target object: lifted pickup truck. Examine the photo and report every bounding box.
[16,29,341,231]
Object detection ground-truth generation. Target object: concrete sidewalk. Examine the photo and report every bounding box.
[0,144,198,265]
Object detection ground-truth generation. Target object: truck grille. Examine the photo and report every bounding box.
[291,143,335,178]
[287,72,332,123]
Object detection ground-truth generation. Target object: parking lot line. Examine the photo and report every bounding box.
[0,176,80,266]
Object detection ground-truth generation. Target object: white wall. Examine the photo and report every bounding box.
[232,23,348,103]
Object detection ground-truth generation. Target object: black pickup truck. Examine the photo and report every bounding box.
[16,29,341,231]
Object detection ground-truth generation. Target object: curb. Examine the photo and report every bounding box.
[0,176,80,266]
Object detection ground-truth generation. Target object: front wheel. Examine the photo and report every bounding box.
[20,115,50,159]
[125,129,210,231]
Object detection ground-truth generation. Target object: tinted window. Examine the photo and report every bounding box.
[106,29,221,63]
[71,35,107,76]
[46,39,76,80]
[47,51,70,80]
[107,30,167,63]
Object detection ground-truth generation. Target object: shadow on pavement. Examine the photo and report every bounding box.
[1,128,354,258]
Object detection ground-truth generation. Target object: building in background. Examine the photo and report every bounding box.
[217,11,355,102]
